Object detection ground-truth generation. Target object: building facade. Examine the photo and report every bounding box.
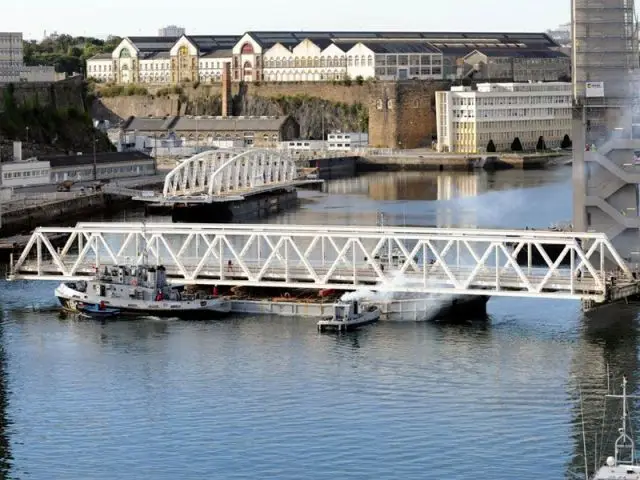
[158,25,185,37]
[0,32,60,83]
[121,115,300,148]
[435,82,572,153]
[87,31,568,85]
[0,32,23,83]
[41,151,156,183]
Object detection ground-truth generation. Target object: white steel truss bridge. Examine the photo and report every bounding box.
[137,149,317,204]
[8,222,638,304]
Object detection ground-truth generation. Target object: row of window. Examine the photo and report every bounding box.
[3,169,49,179]
[375,66,442,77]
[451,95,571,107]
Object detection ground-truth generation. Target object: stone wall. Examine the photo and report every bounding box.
[93,80,452,148]
[0,76,85,113]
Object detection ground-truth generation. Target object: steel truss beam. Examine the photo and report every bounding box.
[162,149,298,198]
[8,222,634,301]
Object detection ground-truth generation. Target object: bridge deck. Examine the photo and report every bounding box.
[135,179,322,204]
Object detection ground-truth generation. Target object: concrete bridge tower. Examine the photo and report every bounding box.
[572,0,640,264]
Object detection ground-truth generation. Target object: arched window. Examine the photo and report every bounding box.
[276,57,282,68]
[314,57,319,67]
[119,48,131,58]
[327,57,333,67]
[301,57,306,67]
[348,56,353,66]
[295,57,300,67]
[241,43,254,54]
[320,57,326,67]
[367,55,373,66]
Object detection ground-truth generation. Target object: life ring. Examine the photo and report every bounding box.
[284,292,290,298]
[131,279,138,286]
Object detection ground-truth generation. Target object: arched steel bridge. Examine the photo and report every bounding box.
[135,148,320,204]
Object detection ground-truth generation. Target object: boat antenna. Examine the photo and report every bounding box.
[606,375,638,466]
[141,218,149,266]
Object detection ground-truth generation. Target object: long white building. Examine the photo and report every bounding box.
[87,31,568,85]
[435,82,572,153]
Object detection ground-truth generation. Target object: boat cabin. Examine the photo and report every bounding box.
[333,300,359,322]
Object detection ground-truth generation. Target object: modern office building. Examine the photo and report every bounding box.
[435,82,572,153]
[86,31,569,84]
[0,32,60,83]
[158,25,185,37]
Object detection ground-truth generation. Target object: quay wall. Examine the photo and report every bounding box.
[0,193,135,237]
[355,153,561,171]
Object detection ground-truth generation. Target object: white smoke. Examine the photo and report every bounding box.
[339,270,461,322]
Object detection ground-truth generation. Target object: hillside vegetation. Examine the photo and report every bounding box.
[23,34,121,75]
[0,83,113,159]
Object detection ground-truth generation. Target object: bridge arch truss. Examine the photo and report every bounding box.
[162,149,298,198]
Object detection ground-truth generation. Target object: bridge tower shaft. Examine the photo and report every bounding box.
[571,0,640,265]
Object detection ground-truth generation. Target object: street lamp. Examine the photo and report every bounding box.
[93,135,98,181]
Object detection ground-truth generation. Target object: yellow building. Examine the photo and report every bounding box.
[435,82,572,153]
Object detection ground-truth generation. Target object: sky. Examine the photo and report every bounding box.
[4,0,570,41]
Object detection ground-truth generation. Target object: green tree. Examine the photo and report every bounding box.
[22,33,122,75]
[511,137,523,152]
[486,139,496,152]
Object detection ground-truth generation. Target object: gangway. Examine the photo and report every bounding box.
[7,222,639,309]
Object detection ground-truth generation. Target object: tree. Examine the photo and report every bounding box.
[560,134,572,149]
[22,33,122,75]
[536,136,546,151]
[511,137,523,152]
[486,139,496,152]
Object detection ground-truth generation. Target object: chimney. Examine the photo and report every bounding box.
[13,141,22,162]
[221,62,231,117]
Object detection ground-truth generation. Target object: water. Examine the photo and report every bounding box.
[0,166,636,479]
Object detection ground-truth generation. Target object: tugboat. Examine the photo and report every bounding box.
[55,264,231,318]
[317,300,380,332]
[592,376,640,479]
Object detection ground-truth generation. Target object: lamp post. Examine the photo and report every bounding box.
[93,135,98,181]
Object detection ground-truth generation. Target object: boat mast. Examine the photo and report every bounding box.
[607,376,637,466]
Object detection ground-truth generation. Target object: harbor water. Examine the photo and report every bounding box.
[0,166,635,479]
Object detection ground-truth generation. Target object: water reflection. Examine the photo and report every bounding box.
[0,312,13,478]
[274,168,573,230]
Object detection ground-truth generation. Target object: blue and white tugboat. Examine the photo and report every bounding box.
[592,376,640,479]
[317,300,380,332]
[55,264,231,318]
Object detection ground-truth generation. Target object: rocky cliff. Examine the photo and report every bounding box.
[0,77,113,159]
[91,80,448,148]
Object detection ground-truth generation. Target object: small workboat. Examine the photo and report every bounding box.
[78,303,121,319]
[317,300,380,332]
